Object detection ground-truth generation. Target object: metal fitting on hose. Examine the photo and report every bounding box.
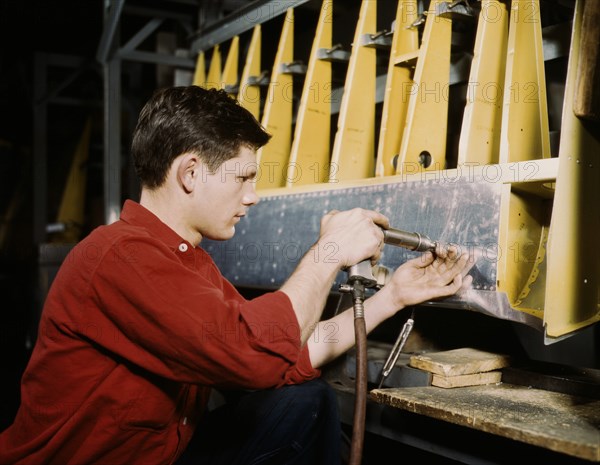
[383,227,438,253]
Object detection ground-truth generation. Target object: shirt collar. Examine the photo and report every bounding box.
[119,199,191,251]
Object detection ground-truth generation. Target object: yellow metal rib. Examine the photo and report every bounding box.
[221,36,240,97]
[545,0,600,338]
[395,0,453,175]
[238,26,262,120]
[192,51,206,87]
[328,0,377,182]
[458,0,508,166]
[375,0,419,177]
[499,0,551,162]
[55,119,92,243]
[286,0,333,186]
[256,9,295,189]
[206,45,222,90]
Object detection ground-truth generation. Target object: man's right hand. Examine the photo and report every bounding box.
[317,208,389,268]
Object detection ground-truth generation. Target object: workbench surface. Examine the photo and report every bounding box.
[370,383,600,462]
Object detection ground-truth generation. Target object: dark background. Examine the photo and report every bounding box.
[1,0,106,429]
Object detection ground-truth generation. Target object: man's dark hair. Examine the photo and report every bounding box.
[131,86,271,189]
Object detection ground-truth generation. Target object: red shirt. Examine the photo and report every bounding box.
[0,200,319,465]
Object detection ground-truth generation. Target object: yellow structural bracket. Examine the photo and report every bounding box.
[192,51,206,88]
[238,26,262,120]
[496,181,550,321]
[55,119,92,243]
[458,0,508,166]
[545,0,600,339]
[286,0,333,186]
[395,0,453,176]
[206,45,222,90]
[499,0,551,163]
[221,36,240,97]
[375,0,419,177]
[495,0,553,324]
[256,9,295,189]
[329,0,377,182]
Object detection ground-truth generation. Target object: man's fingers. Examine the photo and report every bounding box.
[460,274,474,291]
[434,243,448,259]
[416,251,436,268]
[432,252,469,287]
[360,209,390,230]
[446,244,460,260]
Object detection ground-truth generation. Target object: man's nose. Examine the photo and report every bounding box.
[242,184,259,206]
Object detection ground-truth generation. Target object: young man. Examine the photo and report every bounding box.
[0,86,471,464]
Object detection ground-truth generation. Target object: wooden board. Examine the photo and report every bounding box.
[371,384,600,461]
[432,370,502,388]
[370,384,600,462]
[409,348,510,376]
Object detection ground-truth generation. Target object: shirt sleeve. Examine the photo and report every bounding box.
[85,235,320,389]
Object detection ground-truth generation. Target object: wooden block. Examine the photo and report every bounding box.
[409,348,510,376]
[432,370,502,388]
[574,0,600,121]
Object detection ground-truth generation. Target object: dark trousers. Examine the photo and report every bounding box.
[176,378,342,465]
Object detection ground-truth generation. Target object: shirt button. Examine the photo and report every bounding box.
[178,243,188,252]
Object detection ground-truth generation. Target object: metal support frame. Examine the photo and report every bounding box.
[96,0,126,64]
[192,51,206,87]
[457,0,508,166]
[237,26,262,119]
[395,0,453,175]
[205,45,222,89]
[286,0,333,187]
[222,36,240,94]
[329,0,378,182]
[375,0,419,177]
[96,0,197,224]
[103,56,122,225]
[545,0,600,339]
[256,9,295,189]
[191,0,310,53]
[33,53,92,245]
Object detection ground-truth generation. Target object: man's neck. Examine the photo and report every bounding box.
[139,188,201,246]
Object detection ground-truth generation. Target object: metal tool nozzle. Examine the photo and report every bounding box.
[383,228,437,252]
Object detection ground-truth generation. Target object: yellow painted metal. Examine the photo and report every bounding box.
[328,0,377,182]
[192,51,206,87]
[221,36,240,96]
[256,9,295,189]
[205,45,221,90]
[395,1,452,175]
[375,0,419,177]
[238,26,262,120]
[457,0,508,166]
[498,0,551,163]
[544,0,600,338]
[286,0,332,187]
[496,184,550,320]
[54,119,92,243]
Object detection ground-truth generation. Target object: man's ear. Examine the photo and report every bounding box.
[176,153,200,193]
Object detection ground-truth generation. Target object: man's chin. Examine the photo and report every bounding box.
[204,227,236,241]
